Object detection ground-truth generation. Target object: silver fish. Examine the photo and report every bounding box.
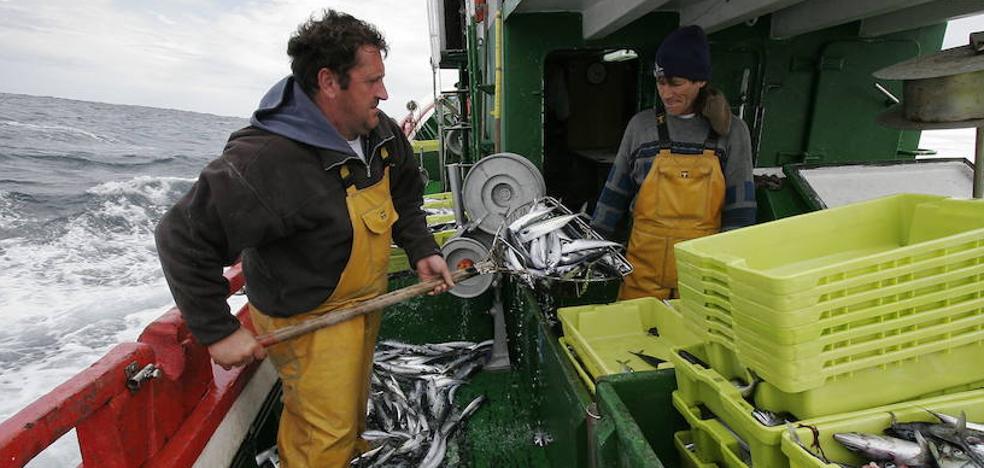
[928,409,984,433]
[927,412,984,466]
[255,445,280,468]
[516,214,580,244]
[616,359,634,373]
[560,239,621,255]
[349,444,384,466]
[546,232,562,270]
[833,432,928,466]
[507,204,554,232]
[527,237,546,269]
[418,431,448,468]
[367,444,397,467]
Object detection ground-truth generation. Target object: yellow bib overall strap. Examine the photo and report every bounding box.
[619,114,725,301]
[250,148,399,468]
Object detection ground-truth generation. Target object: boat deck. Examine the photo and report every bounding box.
[447,370,550,467]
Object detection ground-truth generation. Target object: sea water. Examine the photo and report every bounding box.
[0,92,246,465]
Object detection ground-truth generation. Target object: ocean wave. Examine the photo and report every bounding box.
[0,119,119,143]
[0,151,182,169]
[86,175,194,205]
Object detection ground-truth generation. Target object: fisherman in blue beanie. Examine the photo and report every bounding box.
[654,25,711,82]
[592,25,757,300]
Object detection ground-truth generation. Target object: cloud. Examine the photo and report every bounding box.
[0,0,437,118]
[2,2,980,120]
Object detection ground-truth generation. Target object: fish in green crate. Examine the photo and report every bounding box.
[833,432,930,467]
[925,413,984,466]
[927,410,984,433]
[829,410,984,468]
[628,349,666,368]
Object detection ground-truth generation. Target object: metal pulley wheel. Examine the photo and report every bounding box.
[874,33,984,129]
[461,152,546,235]
[441,234,494,298]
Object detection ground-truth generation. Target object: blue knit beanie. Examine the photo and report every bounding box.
[654,25,711,81]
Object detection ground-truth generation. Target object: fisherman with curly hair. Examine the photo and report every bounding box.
[155,10,453,466]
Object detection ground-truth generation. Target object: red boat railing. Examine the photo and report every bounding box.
[0,263,260,467]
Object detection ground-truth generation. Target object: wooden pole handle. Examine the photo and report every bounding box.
[255,264,485,347]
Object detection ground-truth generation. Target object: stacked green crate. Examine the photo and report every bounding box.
[676,252,745,380]
[670,342,794,467]
[675,194,984,418]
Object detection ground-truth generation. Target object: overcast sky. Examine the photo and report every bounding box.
[0,0,439,119]
[0,2,981,123]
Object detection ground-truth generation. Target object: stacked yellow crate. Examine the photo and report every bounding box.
[671,194,984,467]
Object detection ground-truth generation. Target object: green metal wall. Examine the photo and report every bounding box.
[499,12,945,170]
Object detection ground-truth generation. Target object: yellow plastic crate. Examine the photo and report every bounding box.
[672,343,795,467]
[675,298,746,381]
[781,389,984,468]
[678,194,984,304]
[676,195,984,395]
[674,392,778,468]
[673,340,984,422]
[557,298,702,381]
[558,336,596,394]
[675,431,719,468]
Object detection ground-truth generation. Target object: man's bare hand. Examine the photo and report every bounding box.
[415,254,454,295]
[208,327,267,370]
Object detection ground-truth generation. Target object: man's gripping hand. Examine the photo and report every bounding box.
[207,327,267,370]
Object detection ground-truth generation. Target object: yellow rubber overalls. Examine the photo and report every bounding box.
[249,148,397,467]
[619,113,725,300]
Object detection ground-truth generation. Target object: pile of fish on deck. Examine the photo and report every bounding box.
[352,339,492,467]
[789,411,984,467]
[496,197,632,282]
[255,340,490,468]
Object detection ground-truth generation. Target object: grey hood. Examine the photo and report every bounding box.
[250,76,354,155]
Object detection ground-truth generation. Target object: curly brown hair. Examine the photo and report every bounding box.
[287,9,388,94]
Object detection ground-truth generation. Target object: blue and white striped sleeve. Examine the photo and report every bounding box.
[721,119,756,231]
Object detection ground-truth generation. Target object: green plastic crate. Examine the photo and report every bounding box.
[557,298,702,380]
[677,194,984,302]
[671,343,793,468]
[737,297,984,367]
[730,241,984,327]
[673,339,984,423]
[675,431,718,468]
[674,392,776,468]
[781,389,984,468]
[673,297,747,383]
[558,336,597,394]
[733,276,984,346]
[675,195,984,399]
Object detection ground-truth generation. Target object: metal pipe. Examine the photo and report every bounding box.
[447,163,467,225]
[974,126,984,199]
[874,82,900,105]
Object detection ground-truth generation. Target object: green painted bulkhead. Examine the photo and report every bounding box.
[494,12,944,222]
